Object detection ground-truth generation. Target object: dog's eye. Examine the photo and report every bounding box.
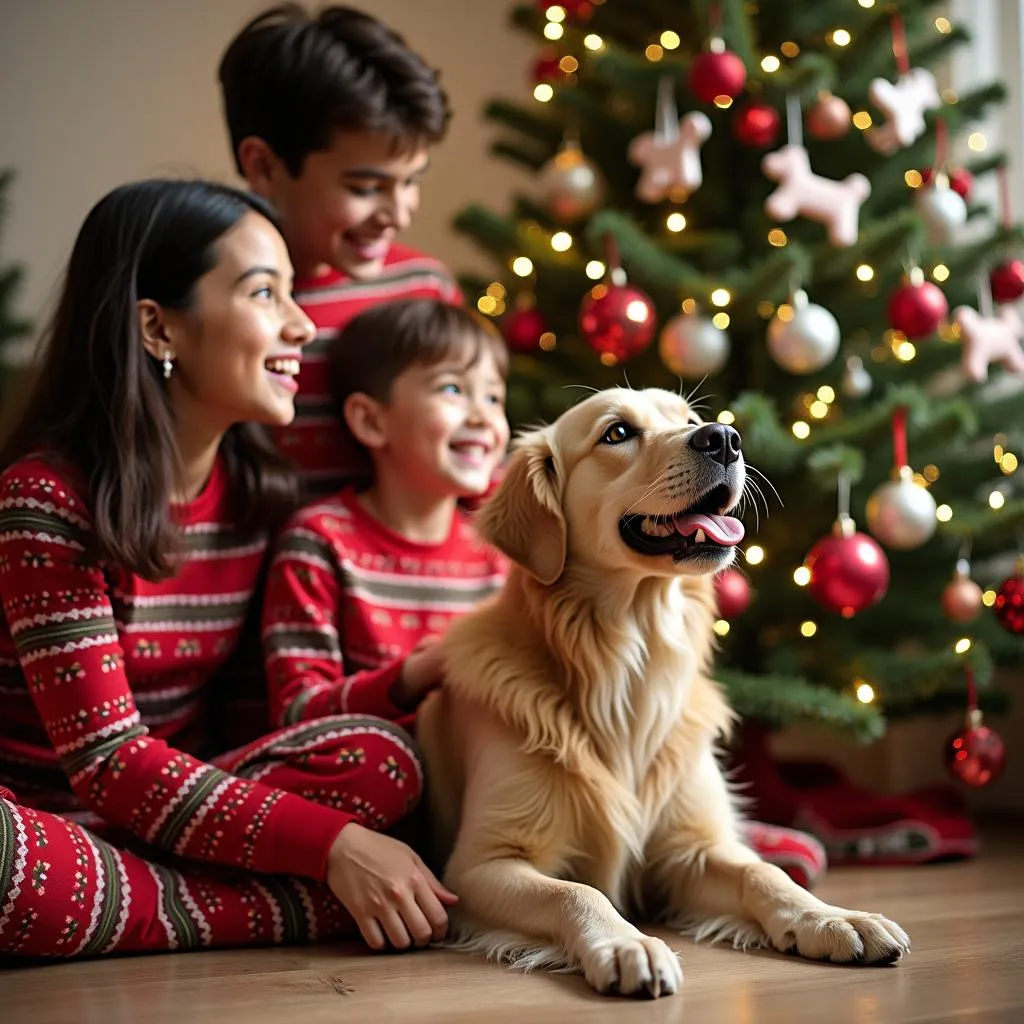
[601,421,637,445]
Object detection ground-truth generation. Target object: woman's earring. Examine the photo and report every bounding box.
[162,352,174,380]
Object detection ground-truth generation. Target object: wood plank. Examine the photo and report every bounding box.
[4,828,1023,1024]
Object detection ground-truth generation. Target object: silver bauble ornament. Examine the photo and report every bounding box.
[842,355,873,398]
[865,467,938,550]
[915,175,968,244]
[767,290,841,374]
[659,312,730,377]
[538,140,606,222]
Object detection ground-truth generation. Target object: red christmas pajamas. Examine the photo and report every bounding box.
[0,715,421,958]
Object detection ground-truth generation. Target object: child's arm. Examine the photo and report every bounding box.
[262,517,441,727]
[0,467,354,882]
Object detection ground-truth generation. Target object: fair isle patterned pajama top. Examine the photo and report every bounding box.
[0,455,424,959]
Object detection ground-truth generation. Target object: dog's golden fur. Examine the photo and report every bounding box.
[417,387,909,998]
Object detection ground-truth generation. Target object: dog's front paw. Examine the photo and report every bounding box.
[578,933,682,998]
[772,907,911,965]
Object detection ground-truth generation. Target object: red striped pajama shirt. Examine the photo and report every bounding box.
[261,487,508,729]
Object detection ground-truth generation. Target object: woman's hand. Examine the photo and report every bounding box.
[326,823,458,950]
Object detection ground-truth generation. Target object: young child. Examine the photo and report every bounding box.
[218,3,462,496]
[261,299,508,940]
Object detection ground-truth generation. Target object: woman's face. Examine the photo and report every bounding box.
[164,212,315,432]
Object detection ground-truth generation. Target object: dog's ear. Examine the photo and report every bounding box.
[476,429,566,585]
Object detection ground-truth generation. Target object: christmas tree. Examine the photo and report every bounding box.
[0,170,33,406]
[454,1,1023,770]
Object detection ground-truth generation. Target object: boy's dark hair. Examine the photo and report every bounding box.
[0,179,298,581]
[330,299,509,473]
[218,3,451,176]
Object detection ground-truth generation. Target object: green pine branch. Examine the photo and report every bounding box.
[717,669,885,742]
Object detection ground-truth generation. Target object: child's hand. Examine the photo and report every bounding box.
[326,823,458,950]
[393,636,446,708]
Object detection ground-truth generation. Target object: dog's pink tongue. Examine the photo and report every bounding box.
[673,514,745,546]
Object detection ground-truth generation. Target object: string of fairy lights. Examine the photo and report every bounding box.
[488,2,1021,704]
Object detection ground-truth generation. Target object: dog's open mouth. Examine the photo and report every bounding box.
[619,484,744,561]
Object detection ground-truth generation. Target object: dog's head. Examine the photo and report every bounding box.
[478,387,746,585]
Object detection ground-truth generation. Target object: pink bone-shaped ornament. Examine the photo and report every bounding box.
[761,144,871,247]
[954,304,1024,383]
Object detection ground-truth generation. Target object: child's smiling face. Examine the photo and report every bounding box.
[373,344,509,500]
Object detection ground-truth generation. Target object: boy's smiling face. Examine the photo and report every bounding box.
[357,344,510,501]
[245,129,430,282]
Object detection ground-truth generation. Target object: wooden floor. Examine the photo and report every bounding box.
[5,827,1024,1024]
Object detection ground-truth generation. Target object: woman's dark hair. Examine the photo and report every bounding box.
[218,3,451,177]
[329,298,509,478]
[0,179,299,580]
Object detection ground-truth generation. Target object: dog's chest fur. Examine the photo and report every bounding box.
[553,654,700,909]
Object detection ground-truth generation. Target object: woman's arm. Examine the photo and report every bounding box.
[0,466,354,881]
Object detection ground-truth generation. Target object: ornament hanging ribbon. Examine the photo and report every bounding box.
[931,117,949,177]
[890,12,911,76]
[891,405,910,472]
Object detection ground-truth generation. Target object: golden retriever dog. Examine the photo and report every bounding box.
[416,387,910,999]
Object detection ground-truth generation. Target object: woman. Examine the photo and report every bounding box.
[0,180,455,959]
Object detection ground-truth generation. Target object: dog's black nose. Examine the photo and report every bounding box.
[688,423,742,466]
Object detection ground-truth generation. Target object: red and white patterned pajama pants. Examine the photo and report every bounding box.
[0,715,421,959]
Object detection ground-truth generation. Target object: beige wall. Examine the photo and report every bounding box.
[0,0,534,323]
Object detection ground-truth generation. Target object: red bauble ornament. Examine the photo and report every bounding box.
[989,259,1024,304]
[993,570,1024,635]
[502,306,548,354]
[945,712,1006,788]
[887,279,948,340]
[532,49,561,85]
[579,281,656,362]
[804,523,890,617]
[920,166,973,200]
[732,102,781,148]
[715,568,751,618]
[689,47,747,105]
[536,0,593,21]
[806,93,851,140]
